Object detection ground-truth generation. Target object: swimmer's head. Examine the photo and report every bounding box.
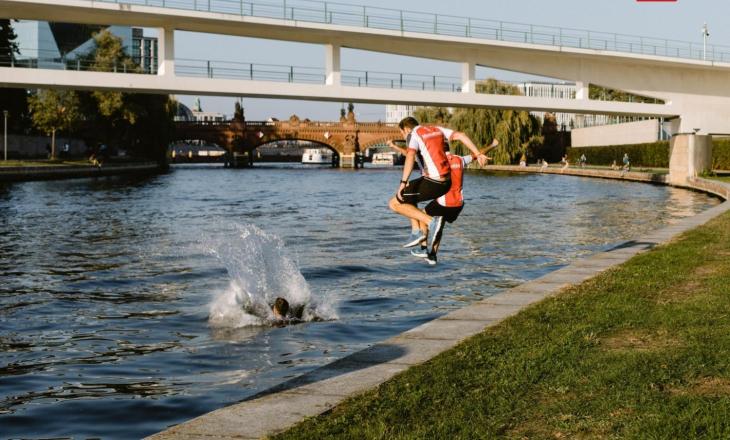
[272,297,289,319]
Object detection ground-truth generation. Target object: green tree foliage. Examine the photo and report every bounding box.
[413,107,452,125]
[415,79,542,164]
[0,19,30,132]
[28,89,81,158]
[567,142,669,168]
[0,18,18,65]
[76,29,174,161]
[528,113,568,162]
[85,30,139,123]
[589,84,663,104]
[568,139,730,170]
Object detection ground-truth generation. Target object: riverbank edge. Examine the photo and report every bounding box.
[0,162,166,182]
[148,169,730,440]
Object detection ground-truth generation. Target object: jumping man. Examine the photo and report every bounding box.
[388,117,488,253]
[411,139,499,265]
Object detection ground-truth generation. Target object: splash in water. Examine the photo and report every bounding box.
[207,224,336,328]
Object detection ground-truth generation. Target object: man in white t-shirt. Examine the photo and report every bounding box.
[388,117,487,253]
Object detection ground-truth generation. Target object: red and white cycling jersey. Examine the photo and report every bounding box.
[407,126,454,179]
[437,153,473,208]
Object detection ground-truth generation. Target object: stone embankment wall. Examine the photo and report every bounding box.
[3,135,88,158]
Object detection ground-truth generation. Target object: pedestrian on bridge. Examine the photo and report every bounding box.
[388,117,487,256]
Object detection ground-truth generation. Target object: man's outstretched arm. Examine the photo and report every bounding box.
[451,131,488,166]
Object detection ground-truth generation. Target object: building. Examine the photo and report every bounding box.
[516,81,582,130]
[131,28,158,74]
[191,98,225,122]
[13,21,155,72]
[385,104,419,123]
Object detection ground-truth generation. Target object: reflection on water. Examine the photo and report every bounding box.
[0,165,720,438]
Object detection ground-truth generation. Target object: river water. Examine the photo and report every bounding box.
[0,164,720,439]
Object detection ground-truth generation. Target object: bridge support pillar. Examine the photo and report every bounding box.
[575,81,588,100]
[325,44,341,86]
[157,27,175,77]
[340,153,356,168]
[461,61,476,93]
[669,133,713,184]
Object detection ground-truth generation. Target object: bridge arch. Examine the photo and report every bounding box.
[253,138,338,152]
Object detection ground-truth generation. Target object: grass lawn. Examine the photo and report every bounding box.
[276,209,730,439]
[710,176,730,184]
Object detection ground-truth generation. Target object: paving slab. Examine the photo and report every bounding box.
[151,391,338,439]
[477,291,548,307]
[347,337,464,366]
[507,280,571,295]
[401,317,498,341]
[441,301,525,320]
[271,361,412,398]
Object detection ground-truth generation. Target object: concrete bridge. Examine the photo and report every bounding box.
[174,114,401,167]
[3,0,730,181]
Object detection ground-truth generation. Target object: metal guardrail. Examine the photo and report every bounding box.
[176,58,465,92]
[85,0,730,63]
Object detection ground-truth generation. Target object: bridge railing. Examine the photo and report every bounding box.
[0,46,153,74]
[0,47,661,103]
[176,57,466,92]
[91,0,730,63]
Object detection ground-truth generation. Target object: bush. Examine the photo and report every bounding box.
[712,138,730,170]
[567,141,669,168]
[568,139,730,170]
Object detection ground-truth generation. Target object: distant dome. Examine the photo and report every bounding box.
[175,102,194,121]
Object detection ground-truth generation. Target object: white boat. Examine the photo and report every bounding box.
[371,151,398,166]
[301,148,333,164]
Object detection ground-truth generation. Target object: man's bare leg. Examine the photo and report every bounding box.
[389,196,433,226]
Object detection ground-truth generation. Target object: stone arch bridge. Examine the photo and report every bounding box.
[173,115,402,167]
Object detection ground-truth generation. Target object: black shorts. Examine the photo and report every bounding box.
[425,200,463,223]
[397,177,451,206]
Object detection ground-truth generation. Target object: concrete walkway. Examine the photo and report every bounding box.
[149,172,730,440]
[0,162,162,182]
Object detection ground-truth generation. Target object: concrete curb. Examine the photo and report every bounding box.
[0,162,163,182]
[148,171,730,440]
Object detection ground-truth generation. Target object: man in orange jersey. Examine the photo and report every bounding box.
[411,139,499,265]
[388,117,488,254]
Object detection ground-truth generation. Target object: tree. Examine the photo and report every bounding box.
[28,90,81,159]
[0,19,30,133]
[413,107,452,125]
[0,19,18,66]
[589,84,662,104]
[78,29,174,162]
[416,78,542,164]
[527,112,566,162]
[86,30,139,125]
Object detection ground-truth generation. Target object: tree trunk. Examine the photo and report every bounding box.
[51,129,56,160]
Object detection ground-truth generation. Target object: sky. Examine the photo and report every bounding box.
[168,0,730,121]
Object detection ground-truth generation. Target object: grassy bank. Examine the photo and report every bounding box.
[0,160,93,167]
[276,210,730,439]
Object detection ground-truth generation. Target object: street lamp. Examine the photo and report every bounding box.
[701,23,710,61]
[3,110,8,161]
